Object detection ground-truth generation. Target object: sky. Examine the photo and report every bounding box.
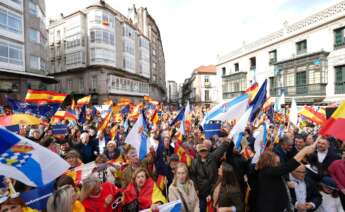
[45,0,340,84]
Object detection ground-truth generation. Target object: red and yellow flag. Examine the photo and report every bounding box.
[320,100,345,141]
[123,178,167,209]
[244,83,259,102]
[51,110,77,123]
[299,106,327,126]
[25,89,67,103]
[98,112,112,133]
[156,175,167,192]
[174,136,193,167]
[151,109,159,126]
[77,95,91,106]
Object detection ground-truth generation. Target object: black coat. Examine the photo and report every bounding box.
[274,145,289,165]
[308,150,340,181]
[289,177,322,211]
[191,142,229,198]
[256,158,300,212]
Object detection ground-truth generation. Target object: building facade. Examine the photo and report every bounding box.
[182,65,218,107]
[128,6,166,101]
[217,0,345,104]
[0,0,54,104]
[167,80,178,104]
[48,1,165,103]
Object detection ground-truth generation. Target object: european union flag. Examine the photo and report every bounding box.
[52,124,67,135]
[121,105,130,115]
[6,98,60,119]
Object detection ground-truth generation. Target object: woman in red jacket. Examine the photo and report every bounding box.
[122,168,167,211]
[80,175,121,212]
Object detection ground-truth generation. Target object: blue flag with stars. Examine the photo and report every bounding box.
[6,97,60,119]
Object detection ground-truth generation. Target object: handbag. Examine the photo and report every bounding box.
[122,199,139,212]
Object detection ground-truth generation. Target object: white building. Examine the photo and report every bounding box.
[183,65,218,107]
[0,0,54,104]
[217,0,345,104]
[167,80,178,104]
[48,1,165,103]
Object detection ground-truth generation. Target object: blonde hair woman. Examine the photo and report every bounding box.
[168,163,199,212]
[47,184,79,212]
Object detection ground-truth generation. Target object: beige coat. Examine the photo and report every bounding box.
[168,180,200,212]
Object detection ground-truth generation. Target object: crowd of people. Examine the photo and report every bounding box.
[1,100,345,212]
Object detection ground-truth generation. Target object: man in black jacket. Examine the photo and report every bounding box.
[307,137,340,182]
[288,165,322,211]
[191,140,230,212]
[274,135,294,165]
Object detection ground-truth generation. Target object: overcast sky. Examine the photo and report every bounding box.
[46,0,340,84]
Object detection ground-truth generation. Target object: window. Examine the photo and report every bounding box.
[56,30,61,41]
[65,52,83,66]
[139,36,149,49]
[90,48,115,63]
[296,40,307,55]
[123,55,135,72]
[91,76,97,89]
[65,34,81,49]
[0,8,22,34]
[334,27,345,49]
[92,11,114,27]
[123,24,135,38]
[269,50,277,65]
[234,63,239,72]
[205,90,210,101]
[123,39,135,55]
[205,75,209,83]
[11,0,21,4]
[222,67,226,76]
[67,79,73,90]
[335,65,345,94]
[79,78,84,90]
[28,0,37,16]
[90,29,114,46]
[30,55,40,69]
[296,71,307,94]
[29,28,40,43]
[250,57,256,70]
[0,41,23,65]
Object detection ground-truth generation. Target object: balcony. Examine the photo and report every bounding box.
[335,82,345,94]
[334,42,345,50]
[222,91,244,99]
[270,84,326,97]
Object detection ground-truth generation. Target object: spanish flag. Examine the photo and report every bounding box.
[77,95,91,106]
[174,136,193,167]
[51,110,77,123]
[244,83,259,102]
[320,100,345,141]
[123,177,167,210]
[98,111,112,133]
[25,89,67,103]
[151,109,159,126]
[299,106,326,125]
[156,175,167,192]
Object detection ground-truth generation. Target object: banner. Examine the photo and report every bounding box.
[20,182,54,210]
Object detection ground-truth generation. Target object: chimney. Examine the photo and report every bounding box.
[100,0,105,6]
[60,13,64,19]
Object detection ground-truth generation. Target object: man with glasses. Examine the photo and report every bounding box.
[288,165,322,211]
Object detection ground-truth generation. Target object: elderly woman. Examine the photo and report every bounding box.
[103,141,121,161]
[123,168,167,211]
[168,163,199,212]
[65,150,83,169]
[80,175,121,212]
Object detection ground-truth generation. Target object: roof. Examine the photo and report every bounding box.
[193,65,216,74]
